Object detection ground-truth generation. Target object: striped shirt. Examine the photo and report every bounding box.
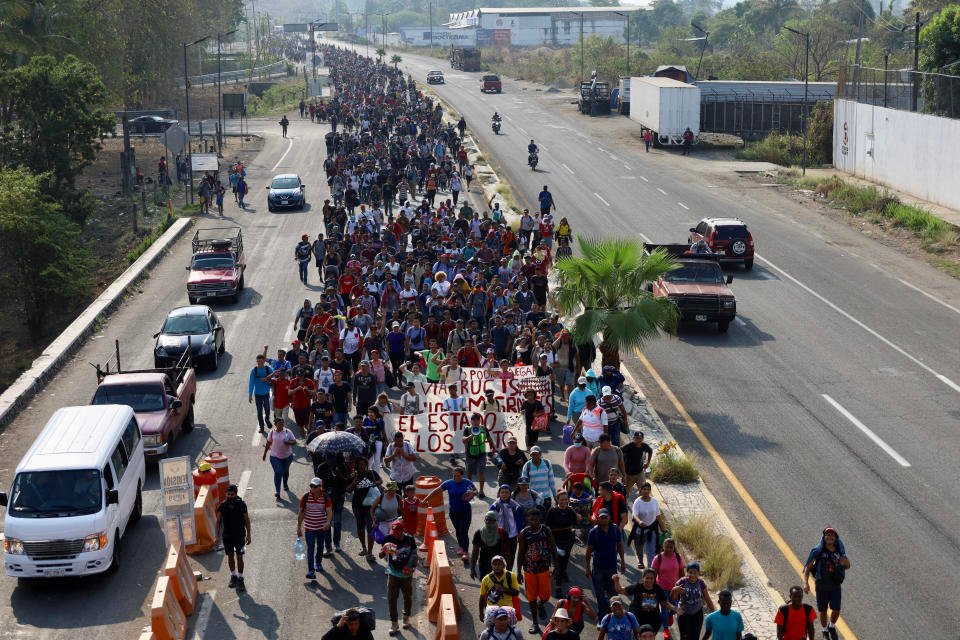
[522,459,556,499]
[300,491,331,531]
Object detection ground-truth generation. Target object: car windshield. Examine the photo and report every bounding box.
[715,225,748,240]
[429,71,442,76]
[664,263,723,284]
[162,314,210,335]
[271,177,300,189]
[192,256,235,270]
[9,470,102,517]
[483,75,499,81]
[93,384,165,412]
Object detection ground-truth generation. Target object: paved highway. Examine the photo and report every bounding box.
[381,47,960,639]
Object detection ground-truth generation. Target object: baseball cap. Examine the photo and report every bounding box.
[602,385,612,395]
[485,388,495,395]
[493,608,510,619]
[577,376,587,385]
[291,340,301,346]
[597,508,611,518]
[574,432,585,443]
[687,561,701,571]
[609,595,626,607]
[633,431,644,439]
[518,476,530,484]
[823,526,838,536]
[310,477,322,487]
[491,555,507,565]
[506,435,518,443]
[529,446,541,454]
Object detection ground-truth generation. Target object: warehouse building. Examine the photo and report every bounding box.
[444,6,648,47]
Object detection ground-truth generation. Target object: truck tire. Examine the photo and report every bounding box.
[130,484,142,523]
[718,320,731,333]
[183,404,195,432]
[239,274,245,290]
[188,296,198,305]
[108,529,121,574]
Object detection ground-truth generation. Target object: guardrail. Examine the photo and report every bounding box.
[179,61,290,88]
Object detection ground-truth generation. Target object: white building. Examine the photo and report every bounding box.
[445,6,649,47]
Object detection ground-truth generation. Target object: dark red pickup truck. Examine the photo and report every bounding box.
[646,244,737,333]
[481,74,502,93]
[187,227,246,304]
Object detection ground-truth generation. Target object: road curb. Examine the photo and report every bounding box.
[0,216,195,430]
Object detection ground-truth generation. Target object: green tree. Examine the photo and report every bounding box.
[919,5,960,115]
[390,54,402,68]
[0,55,113,197]
[552,237,679,368]
[0,168,92,340]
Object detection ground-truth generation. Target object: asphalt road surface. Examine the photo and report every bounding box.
[378,47,960,640]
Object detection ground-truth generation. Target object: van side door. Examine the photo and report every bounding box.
[121,416,145,509]
[108,442,133,532]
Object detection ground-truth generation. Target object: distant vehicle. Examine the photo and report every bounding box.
[481,74,502,93]
[578,81,611,115]
[450,47,481,71]
[186,227,246,304]
[266,173,306,212]
[645,244,737,333]
[628,76,700,146]
[616,77,631,115]
[153,305,226,371]
[91,342,197,459]
[0,405,145,578]
[426,70,445,84]
[688,217,755,269]
[128,115,178,134]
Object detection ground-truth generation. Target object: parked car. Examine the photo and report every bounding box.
[91,342,197,459]
[426,70,445,84]
[153,305,225,371]
[688,217,755,269]
[481,74,502,93]
[128,115,178,134]
[266,174,306,212]
[0,405,145,578]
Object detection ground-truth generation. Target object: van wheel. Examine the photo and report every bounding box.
[183,404,195,432]
[131,485,143,523]
[108,530,121,574]
[718,320,731,333]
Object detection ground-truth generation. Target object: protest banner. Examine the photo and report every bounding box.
[414,367,553,414]
[385,412,527,455]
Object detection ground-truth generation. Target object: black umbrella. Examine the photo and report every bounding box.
[305,430,366,457]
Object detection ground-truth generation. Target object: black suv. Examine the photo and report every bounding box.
[688,217,755,269]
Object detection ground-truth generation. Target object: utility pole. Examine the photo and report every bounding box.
[216,29,237,158]
[429,1,434,53]
[311,22,317,79]
[912,11,921,112]
[883,48,890,108]
[183,36,209,137]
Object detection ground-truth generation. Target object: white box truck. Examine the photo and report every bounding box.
[629,76,700,146]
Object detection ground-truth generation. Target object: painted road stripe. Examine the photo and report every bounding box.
[822,395,911,467]
[271,138,294,171]
[189,590,217,640]
[561,163,574,174]
[758,253,960,394]
[594,193,610,207]
[624,163,632,170]
[517,126,528,135]
[634,348,860,640]
[656,187,667,195]
[678,202,689,210]
[637,232,652,243]
[896,278,960,316]
[640,176,649,182]
[252,429,262,448]
[238,469,252,496]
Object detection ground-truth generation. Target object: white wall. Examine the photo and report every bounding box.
[833,98,960,211]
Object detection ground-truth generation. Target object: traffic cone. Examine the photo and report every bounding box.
[423,506,439,566]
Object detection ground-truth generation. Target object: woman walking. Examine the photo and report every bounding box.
[262,417,296,501]
[424,466,477,560]
[348,457,383,558]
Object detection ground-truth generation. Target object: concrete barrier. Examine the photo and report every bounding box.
[0,216,194,430]
[163,542,198,615]
[185,485,218,555]
[427,543,458,623]
[150,575,187,640]
[433,594,459,640]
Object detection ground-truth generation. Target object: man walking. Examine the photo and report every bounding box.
[280,115,290,138]
[702,590,744,640]
[586,508,625,619]
[216,484,252,592]
[297,477,332,579]
[462,412,495,498]
[295,234,312,285]
[248,354,273,433]
[620,431,652,499]
[517,507,557,635]
[803,527,850,640]
[379,521,418,635]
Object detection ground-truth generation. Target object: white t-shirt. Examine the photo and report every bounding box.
[314,367,335,392]
[579,406,608,442]
[385,441,418,483]
[400,392,424,415]
[341,327,362,354]
[631,496,660,527]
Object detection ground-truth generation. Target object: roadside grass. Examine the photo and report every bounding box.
[669,514,745,589]
[124,208,183,264]
[736,134,807,166]
[649,442,699,484]
[247,79,303,117]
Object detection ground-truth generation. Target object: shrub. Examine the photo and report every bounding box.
[808,101,833,165]
[735,134,806,167]
[649,442,699,484]
[670,515,745,589]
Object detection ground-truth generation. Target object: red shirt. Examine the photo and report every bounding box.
[774,604,817,640]
[456,347,481,368]
[338,274,356,296]
[402,497,420,536]
[290,378,316,410]
[271,378,291,409]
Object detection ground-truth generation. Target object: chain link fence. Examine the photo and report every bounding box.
[839,64,960,119]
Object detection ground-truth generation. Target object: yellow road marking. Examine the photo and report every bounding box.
[634,348,859,640]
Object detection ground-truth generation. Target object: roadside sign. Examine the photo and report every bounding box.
[162,124,189,157]
[313,22,339,31]
[222,93,247,111]
[159,456,196,547]
[284,23,310,32]
[191,153,219,172]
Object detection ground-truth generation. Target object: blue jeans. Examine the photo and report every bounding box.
[269,455,293,494]
[298,261,309,284]
[304,528,331,572]
[329,490,345,546]
[591,567,616,618]
[254,394,270,428]
[609,420,621,447]
[449,509,472,554]
[333,411,349,427]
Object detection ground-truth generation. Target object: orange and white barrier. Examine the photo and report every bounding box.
[185,485,217,555]
[203,451,231,507]
[416,476,449,536]
[163,542,199,616]
[426,542,459,623]
[150,575,187,640]
[433,593,459,640]
[137,631,157,640]
[421,506,439,563]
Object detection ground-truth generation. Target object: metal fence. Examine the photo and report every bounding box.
[700,95,812,141]
[839,64,960,119]
[178,61,290,88]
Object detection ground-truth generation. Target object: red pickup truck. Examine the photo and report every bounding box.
[481,74,502,93]
[91,342,197,458]
[186,227,246,304]
[645,244,737,333]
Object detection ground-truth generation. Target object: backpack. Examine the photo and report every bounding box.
[778,603,813,628]
[817,550,846,586]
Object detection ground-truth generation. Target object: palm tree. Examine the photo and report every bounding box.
[376,47,385,61]
[390,54,402,69]
[552,237,679,368]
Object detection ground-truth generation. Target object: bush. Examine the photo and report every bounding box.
[649,442,699,484]
[735,134,806,167]
[247,81,303,116]
[808,101,833,165]
[670,515,745,589]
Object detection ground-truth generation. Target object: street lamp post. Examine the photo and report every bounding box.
[429,0,434,53]
[783,25,810,175]
[217,29,238,156]
[183,36,209,138]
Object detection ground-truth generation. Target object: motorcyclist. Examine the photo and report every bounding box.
[492,112,502,123]
[527,139,539,166]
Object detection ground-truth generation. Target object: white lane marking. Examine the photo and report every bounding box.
[238,469,252,496]
[638,232,652,243]
[608,153,620,160]
[561,163,574,174]
[503,114,513,121]
[656,187,667,195]
[188,590,217,640]
[678,202,690,210]
[252,429,262,448]
[640,176,649,182]
[733,317,747,327]
[539,143,548,152]
[623,163,632,170]
[517,126,528,135]
[271,138,294,171]
[621,176,637,180]
[822,394,911,467]
[759,253,960,394]
[896,278,960,316]
[594,193,610,207]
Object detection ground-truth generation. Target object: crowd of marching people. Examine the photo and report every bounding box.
[231,44,849,640]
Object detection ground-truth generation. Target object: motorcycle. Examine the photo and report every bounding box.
[492,119,501,134]
[528,152,538,170]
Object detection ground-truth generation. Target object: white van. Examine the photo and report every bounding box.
[0,405,145,578]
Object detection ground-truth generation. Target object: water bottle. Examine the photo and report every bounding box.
[294,538,305,561]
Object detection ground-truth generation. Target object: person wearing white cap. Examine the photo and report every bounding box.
[599,386,627,447]
[297,477,332,579]
[566,377,590,424]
